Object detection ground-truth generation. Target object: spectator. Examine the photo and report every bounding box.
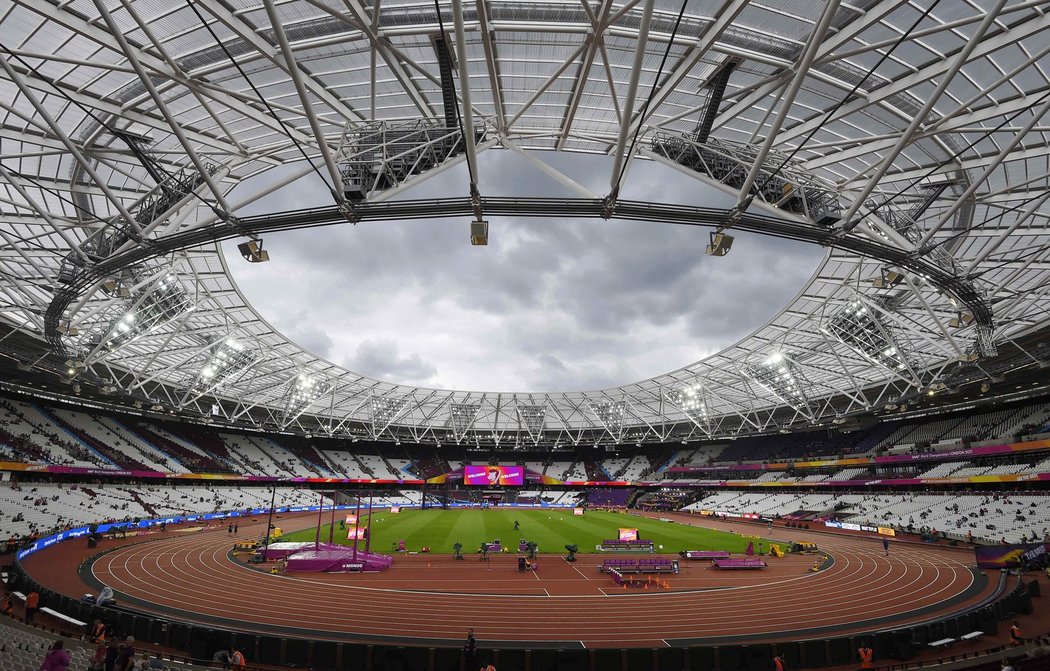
[464,628,477,669]
[24,589,39,623]
[230,649,246,671]
[858,642,874,669]
[88,642,107,671]
[116,637,137,671]
[40,640,71,671]
[1011,622,1024,647]
[89,618,107,643]
[212,649,231,668]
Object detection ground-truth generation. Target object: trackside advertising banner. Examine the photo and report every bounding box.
[975,542,1050,569]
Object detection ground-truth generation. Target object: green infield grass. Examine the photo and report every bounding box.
[277,508,767,555]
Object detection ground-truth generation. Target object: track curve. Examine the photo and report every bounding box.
[23,514,993,649]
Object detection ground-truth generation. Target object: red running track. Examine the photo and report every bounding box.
[23,513,993,649]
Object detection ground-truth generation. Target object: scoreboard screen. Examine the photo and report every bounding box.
[463,465,524,486]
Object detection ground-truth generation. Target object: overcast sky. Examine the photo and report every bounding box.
[223,150,821,393]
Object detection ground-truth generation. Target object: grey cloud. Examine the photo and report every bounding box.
[344,339,439,385]
[275,318,335,360]
[223,151,822,391]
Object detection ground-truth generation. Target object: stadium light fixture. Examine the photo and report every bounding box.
[470,220,489,246]
[747,353,812,415]
[238,239,270,263]
[705,231,734,256]
[823,301,912,374]
[871,269,904,289]
[192,337,255,392]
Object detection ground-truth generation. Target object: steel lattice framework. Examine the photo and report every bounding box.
[1,0,1050,447]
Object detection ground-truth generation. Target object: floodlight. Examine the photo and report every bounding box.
[470,220,489,246]
[705,231,734,256]
[871,269,903,288]
[949,312,975,328]
[238,239,270,263]
[101,279,131,297]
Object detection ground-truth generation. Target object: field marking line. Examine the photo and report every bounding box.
[569,563,591,580]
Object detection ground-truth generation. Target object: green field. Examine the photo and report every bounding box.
[278,509,764,555]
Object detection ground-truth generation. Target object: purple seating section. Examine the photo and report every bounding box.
[683,550,731,560]
[600,539,655,552]
[712,558,767,569]
[600,558,678,574]
[587,488,631,506]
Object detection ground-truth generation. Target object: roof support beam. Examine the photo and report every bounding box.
[262,0,348,204]
[625,0,751,138]
[733,0,840,206]
[836,0,1009,231]
[0,54,143,236]
[917,93,1050,247]
[557,0,615,149]
[608,0,656,194]
[476,0,508,134]
[91,0,234,215]
[779,5,1048,150]
[451,0,481,198]
[192,0,362,124]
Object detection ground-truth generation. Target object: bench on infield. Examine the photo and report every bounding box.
[599,539,655,552]
[712,558,767,570]
[600,558,679,574]
[682,550,731,560]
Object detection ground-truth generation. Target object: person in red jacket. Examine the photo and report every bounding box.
[1010,621,1024,646]
[24,590,39,624]
[230,649,246,671]
[858,643,874,669]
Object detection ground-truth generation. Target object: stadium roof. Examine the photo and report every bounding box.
[1,0,1049,446]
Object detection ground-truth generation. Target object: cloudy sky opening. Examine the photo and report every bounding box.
[224,151,823,392]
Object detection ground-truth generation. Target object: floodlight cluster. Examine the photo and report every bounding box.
[516,405,546,438]
[668,384,710,428]
[371,396,409,430]
[823,301,910,374]
[748,353,811,413]
[195,337,254,390]
[449,403,481,438]
[589,401,627,435]
[285,374,328,412]
[96,273,193,352]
